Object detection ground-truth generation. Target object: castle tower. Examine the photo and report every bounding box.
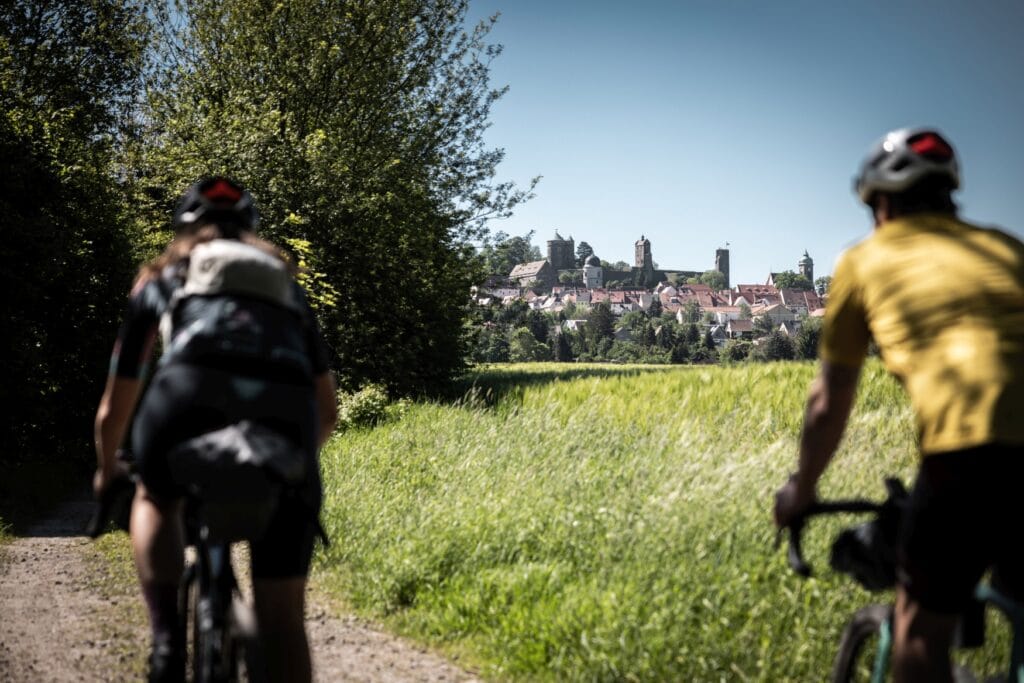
[798,250,814,283]
[715,247,730,289]
[547,231,575,271]
[634,235,652,270]
[583,254,603,289]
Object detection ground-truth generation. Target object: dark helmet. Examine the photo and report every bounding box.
[172,176,259,234]
[854,127,960,205]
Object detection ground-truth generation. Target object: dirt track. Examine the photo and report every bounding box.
[0,500,480,682]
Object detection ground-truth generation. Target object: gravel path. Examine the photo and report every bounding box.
[0,500,480,682]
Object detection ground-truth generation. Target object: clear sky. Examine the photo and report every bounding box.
[467,0,1024,286]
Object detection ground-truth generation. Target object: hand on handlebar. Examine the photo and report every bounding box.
[773,474,817,529]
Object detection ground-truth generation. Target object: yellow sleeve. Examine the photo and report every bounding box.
[819,250,870,367]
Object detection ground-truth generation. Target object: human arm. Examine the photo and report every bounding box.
[313,371,338,448]
[773,360,861,527]
[93,375,143,495]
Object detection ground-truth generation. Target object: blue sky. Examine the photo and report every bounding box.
[468,0,1024,285]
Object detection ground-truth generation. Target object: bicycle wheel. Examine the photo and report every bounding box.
[190,581,238,682]
[831,604,894,683]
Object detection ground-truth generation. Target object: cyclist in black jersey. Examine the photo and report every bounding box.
[93,177,338,683]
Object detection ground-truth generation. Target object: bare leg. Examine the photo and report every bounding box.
[253,577,312,683]
[892,585,957,683]
[130,486,185,637]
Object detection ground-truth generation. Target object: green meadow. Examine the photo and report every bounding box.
[315,361,1011,681]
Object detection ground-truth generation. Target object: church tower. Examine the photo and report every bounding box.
[799,250,814,283]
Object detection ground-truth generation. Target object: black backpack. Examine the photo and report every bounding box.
[158,239,313,378]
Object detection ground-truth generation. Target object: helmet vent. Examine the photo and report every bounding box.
[890,157,912,173]
[908,132,954,161]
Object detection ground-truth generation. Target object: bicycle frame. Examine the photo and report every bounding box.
[782,487,1024,683]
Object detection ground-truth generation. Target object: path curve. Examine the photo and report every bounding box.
[0,500,480,682]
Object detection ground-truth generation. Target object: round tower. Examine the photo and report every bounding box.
[583,254,603,289]
[798,250,814,283]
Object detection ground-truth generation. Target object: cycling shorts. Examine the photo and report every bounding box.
[132,362,322,579]
[897,444,1024,613]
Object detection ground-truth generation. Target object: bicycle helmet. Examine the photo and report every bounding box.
[172,176,259,234]
[854,127,960,204]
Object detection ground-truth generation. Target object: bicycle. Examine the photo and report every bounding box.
[779,478,1024,683]
[88,422,311,682]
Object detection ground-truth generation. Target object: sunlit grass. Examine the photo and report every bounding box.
[315,360,1010,681]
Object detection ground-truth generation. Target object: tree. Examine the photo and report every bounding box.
[795,317,823,359]
[773,270,814,291]
[481,230,542,276]
[647,298,663,319]
[815,275,833,296]
[612,261,631,271]
[1,0,150,465]
[509,327,551,362]
[137,0,535,395]
[526,310,549,344]
[738,302,752,320]
[752,315,776,338]
[699,269,727,290]
[552,330,574,362]
[586,303,615,348]
[757,331,796,361]
[559,271,576,284]
[681,300,701,324]
[720,339,752,363]
[576,241,594,266]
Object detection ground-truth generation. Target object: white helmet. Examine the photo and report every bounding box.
[854,127,960,204]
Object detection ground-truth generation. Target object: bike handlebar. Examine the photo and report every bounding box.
[86,472,135,538]
[778,500,882,577]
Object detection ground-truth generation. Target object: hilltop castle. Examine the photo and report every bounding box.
[509,232,734,290]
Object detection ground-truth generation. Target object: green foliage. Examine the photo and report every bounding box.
[134,0,535,396]
[720,338,753,362]
[0,0,150,465]
[754,330,797,361]
[480,230,542,276]
[315,361,998,680]
[795,317,823,360]
[575,240,594,266]
[773,270,814,291]
[337,384,409,431]
[284,237,339,310]
[816,275,833,296]
[585,303,615,347]
[699,269,727,290]
[508,327,552,363]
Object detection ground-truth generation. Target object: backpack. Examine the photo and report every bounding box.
[158,239,313,377]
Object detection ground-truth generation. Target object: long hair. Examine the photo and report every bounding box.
[134,225,297,290]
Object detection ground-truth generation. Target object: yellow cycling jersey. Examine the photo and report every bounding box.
[820,213,1024,455]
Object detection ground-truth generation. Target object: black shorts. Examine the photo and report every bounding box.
[897,444,1024,613]
[132,362,322,579]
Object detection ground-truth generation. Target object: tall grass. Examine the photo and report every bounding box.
[315,361,1009,681]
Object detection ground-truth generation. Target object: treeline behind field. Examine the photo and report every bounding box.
[0,0,531,476]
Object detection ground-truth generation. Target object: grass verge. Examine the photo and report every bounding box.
[314,360,1012,681]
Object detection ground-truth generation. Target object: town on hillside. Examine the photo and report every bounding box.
[472,233,826,358]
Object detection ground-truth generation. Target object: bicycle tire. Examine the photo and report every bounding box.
[190,577,238,682]
[831,604,894,683]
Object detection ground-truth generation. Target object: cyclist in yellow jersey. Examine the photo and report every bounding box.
[774,127,1024,683]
